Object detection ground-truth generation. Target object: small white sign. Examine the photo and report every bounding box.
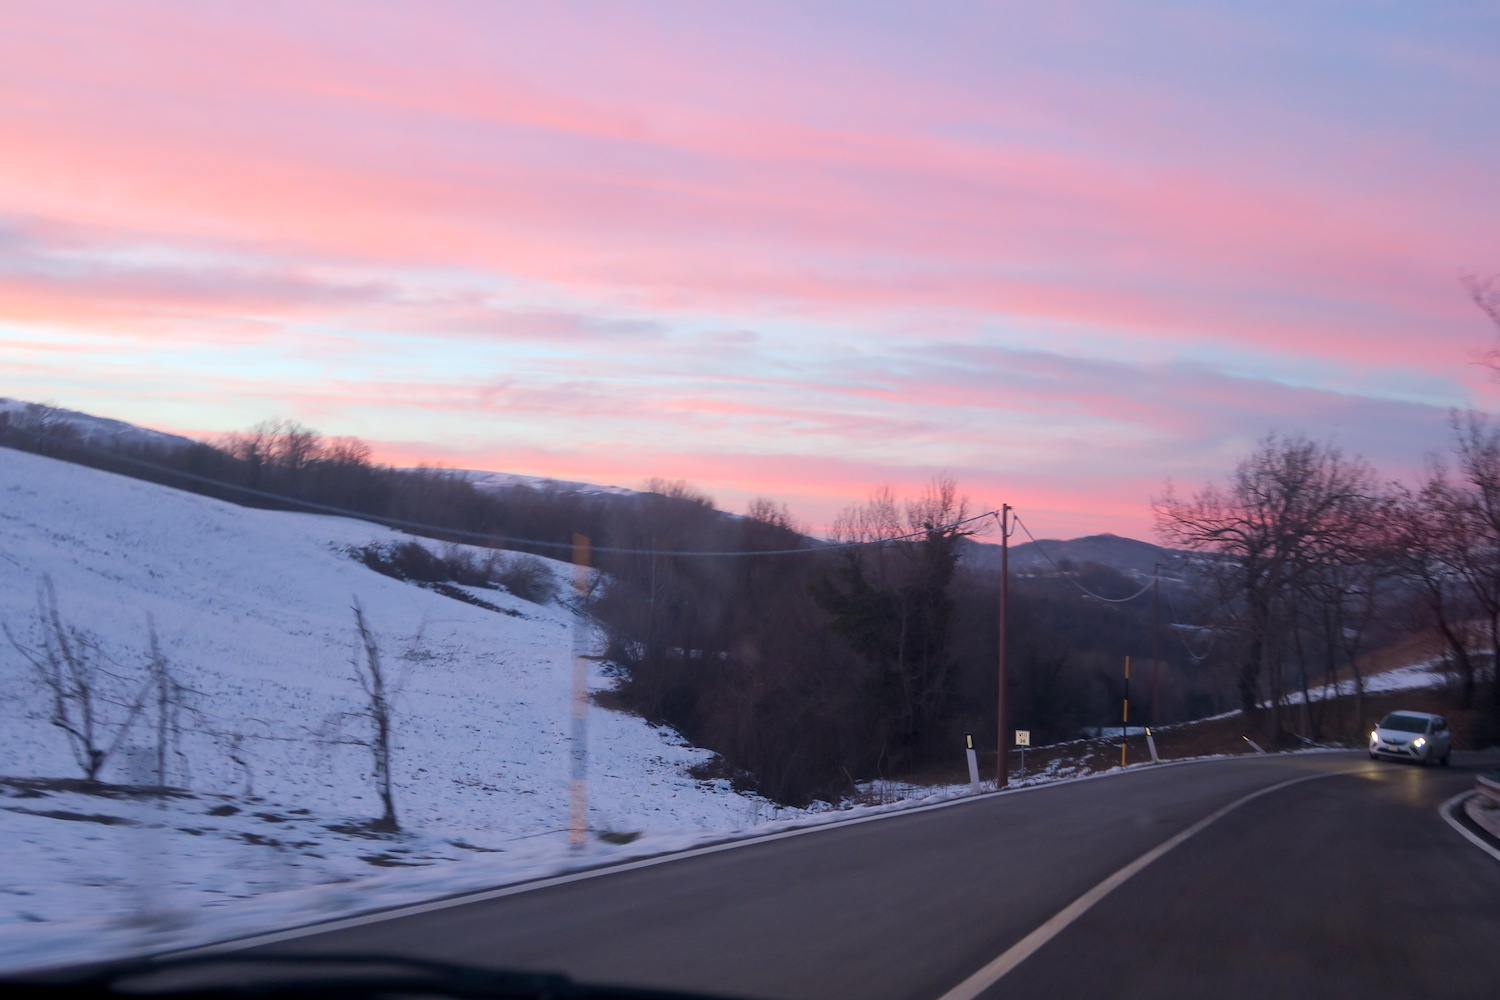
[1015,730,1031,747]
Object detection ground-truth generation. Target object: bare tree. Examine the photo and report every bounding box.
[1288,489,1400,735]
[1395,413,1500,709]
[1154,436,1377,731]
[1395,478,1482,707]
[324,436,373,466]
[268,419,323,473]
[816,475,978,773]
[641,478,716,508]
[746,497,798,534]
[1466,272,1500,341]
[144,616,201,787]
[1452,413,1500,709]
[219,417,325,490]
[3,578,152,781]
[350,597,399,831]
[830,484,903,547]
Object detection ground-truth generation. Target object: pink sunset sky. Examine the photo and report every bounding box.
[2,1,1497,539]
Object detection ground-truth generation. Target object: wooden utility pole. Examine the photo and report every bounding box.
[997,504,1011,789]
[1150,562,1161,726]
[569,533,591,846]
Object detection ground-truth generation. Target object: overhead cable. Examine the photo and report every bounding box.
[12,443,997,558]
[1011,514,1156,603]
[1159,588,1213,662]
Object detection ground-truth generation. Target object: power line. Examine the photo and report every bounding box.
[5,442,999,559]
[1009,509,1215,662]
[1159,588,1213,662]
[1011,514,1155,603]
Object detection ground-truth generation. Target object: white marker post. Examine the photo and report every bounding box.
[1146,726,1160,764]
[569,533,591,847]
[965,735,981,794]
[1015,730,1030,782]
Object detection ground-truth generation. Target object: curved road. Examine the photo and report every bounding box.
[209,752,1500,999]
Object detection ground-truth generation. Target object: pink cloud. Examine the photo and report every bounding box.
[0,2,1488,378]
[2,2,1494,540]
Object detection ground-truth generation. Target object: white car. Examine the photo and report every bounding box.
[1369,710,1452,766]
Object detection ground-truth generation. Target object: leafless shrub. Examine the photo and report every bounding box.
[494,554,560,605]
[3,577,152,781]
[350,597,399,832]
[144,616,203,788]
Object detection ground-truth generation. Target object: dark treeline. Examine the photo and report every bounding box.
[585,478,1222,804]
[951,563,1219,752]
[6,395,1499,805]
[594,480,990,804]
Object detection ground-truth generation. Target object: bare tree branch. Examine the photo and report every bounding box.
[351,596,399,832]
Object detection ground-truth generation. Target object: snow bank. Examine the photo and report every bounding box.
[1272,660,1448,707]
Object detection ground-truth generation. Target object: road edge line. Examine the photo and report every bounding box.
[1439,791,1500,863]
[934,771,1336,1000]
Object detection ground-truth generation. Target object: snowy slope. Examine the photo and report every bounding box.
[0,446,789,966]
[445,468,639,498]
[1275,659,1450,706]
[0,398,196,453]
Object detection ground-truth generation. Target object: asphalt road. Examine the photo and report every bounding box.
[227,752,1500,1000]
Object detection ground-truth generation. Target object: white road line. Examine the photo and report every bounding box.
[1439,791,1500,864]
[934,771,1338,1000]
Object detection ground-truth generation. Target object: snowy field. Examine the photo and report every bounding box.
[0,447,824,970]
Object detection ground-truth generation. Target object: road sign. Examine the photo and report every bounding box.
[1015,730,1031,747]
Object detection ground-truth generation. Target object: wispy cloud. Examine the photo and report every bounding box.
[1,1,1495,535]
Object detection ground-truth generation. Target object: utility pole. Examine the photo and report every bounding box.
[569,533,591,846]
[997,504,1011,789]
[1150,562,1161,726]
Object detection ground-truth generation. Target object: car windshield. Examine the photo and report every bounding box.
[5,6,1500,999]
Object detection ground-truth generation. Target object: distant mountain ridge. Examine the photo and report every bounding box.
[443,468,640,499]
[959,532,1190,583]
[0,397,196,453]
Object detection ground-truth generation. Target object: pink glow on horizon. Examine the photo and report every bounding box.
[362,436,1151,541]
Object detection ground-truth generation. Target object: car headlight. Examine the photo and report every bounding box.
[1412,737,1426,749]
[1370,730,1378,743]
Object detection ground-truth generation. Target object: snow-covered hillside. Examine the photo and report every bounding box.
[0,447,790,967]
[0,398,195,453]
[446,468,639,498]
